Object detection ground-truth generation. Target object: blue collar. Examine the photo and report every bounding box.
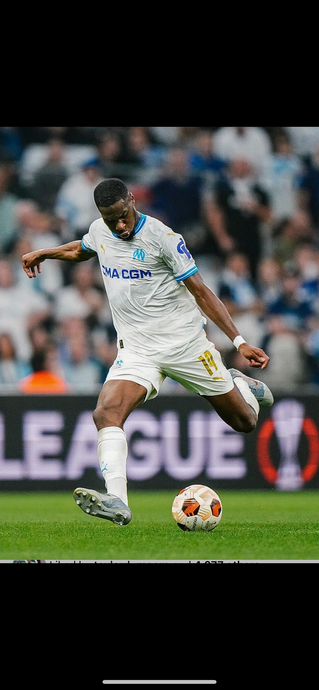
[111,213,147,239]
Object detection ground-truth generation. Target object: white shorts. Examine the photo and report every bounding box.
[105,331,234,401]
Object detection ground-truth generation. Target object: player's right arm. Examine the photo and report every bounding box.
[22,240,96,278]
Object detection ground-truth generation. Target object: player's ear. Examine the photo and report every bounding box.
[129,192,135,205]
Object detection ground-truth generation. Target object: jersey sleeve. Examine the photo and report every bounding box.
[160,230,198,282]
[81,223,97,254]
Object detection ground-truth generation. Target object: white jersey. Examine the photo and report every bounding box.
[81,213,205,355]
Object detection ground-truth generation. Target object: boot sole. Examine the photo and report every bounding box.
[73,488,131,525]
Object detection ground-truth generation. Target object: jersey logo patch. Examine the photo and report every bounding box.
[177,238,191,259]
[132,248,145,261]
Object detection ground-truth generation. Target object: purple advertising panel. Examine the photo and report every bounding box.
[0,394,318,491]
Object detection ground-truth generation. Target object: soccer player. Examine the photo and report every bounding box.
[21,178,273,526]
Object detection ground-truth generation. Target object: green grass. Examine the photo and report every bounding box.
[1,490,319,560]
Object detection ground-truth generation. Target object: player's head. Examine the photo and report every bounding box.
[94,178,129,208]
[94,178,137,241]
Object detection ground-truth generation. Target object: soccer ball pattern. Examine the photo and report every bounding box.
[172,484,222,532]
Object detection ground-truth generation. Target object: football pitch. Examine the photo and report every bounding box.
[1,490,319,561]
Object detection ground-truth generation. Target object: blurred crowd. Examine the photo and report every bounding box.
[2,125,319,394]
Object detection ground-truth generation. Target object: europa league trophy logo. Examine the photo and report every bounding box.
[257,399,319,489]
[272,400,304,490]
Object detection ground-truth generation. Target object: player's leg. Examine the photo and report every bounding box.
[203,382,258,433]
[93,378,147,430]
[204,367,274,431]
[73,379,147,525]
[93,378,147,501]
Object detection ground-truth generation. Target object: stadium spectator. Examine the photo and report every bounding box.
[53,261,106,327]
[262,130,303,221]
[175,126,202,150]
[272,210,315,264]
[62,336,101,391]
[218,252,264,317]
[0,257,50,361]
[96,129,130,180]
[271,217,299,264]
[55,157,103,238]
[19,137,98,198]
[15,201,64,296]
[258,314,309,390]
[285,127,319,161]
[19,346,69,393]
[149,145,212,256]
[210,252,265,354]
[15,198,38,230]
[267,260,315,332]
[188,129,227,182]
[293,242,319,307]
[0,150,19,254]
[28,324,53,356]
[92,333,118,384]
[298,144,319,229]
[256,256,283,306]
[57,316,116,376]
[28,137,68,212]
[56,316,91,365]
[149,126,180,146]
[291,209,315,241]
[0,332,31,386]
[0,127,23,161]
[205,157,272,279]
[213,126,272,178]
[123,126,166,183]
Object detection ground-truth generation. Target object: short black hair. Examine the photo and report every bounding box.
[94,178,129,209]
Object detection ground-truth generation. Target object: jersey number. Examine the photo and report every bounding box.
[198,350,218,375]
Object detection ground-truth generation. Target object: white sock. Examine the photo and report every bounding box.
[98,426,128,505]
[233,376,259,417]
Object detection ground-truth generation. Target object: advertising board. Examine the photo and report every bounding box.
[0,394,318,491]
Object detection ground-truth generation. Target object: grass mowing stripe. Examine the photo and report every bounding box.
[0,491,319,560]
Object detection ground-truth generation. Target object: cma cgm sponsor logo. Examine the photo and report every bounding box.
[102,265,152,279]
[257,399,319,489]
[0,409,247,481]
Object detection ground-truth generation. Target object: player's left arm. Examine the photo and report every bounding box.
[184,271,269,369]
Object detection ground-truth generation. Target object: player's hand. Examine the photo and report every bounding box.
[238,343,270,370]
[22,251,44,278]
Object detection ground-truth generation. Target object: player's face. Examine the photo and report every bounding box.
[99,193,137,241]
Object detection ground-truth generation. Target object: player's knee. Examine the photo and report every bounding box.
[93,404,105,429]
[242,417,257,433]
[232,410,257,434]
[93,402,120,429]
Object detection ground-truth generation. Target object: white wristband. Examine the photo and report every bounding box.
[232,335,246,350]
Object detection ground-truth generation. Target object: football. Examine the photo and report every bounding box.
[172,484,222,532]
